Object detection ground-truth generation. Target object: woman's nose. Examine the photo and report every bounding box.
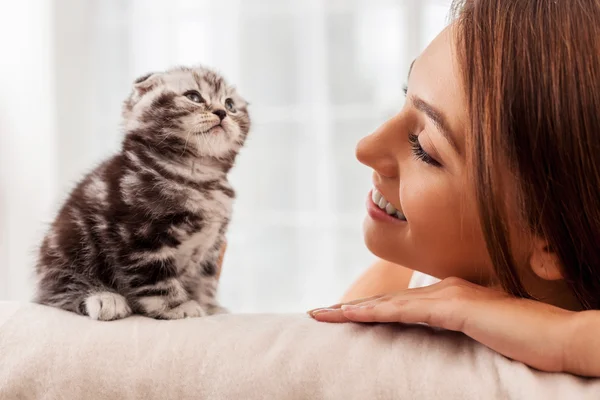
[355,121,399,179]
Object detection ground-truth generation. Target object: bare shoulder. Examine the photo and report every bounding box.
[340,259,414,303]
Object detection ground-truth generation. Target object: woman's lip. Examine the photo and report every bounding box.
[366,190,407,224]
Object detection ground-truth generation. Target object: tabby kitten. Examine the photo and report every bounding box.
[35,66,250,320]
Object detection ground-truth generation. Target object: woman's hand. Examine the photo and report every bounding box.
[309,277,582,375]
[216,240,227,281]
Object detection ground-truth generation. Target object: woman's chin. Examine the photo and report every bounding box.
[362,217,406,265]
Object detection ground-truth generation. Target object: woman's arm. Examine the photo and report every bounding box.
[216,240,227,281]
[566,311,600,376]
[340,259,413,303]
[313,277,600,377]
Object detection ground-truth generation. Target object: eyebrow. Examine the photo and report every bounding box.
[405,58,461,155]
[410,95,461,155]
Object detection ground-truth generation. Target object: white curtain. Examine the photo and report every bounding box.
[0,0,451,312]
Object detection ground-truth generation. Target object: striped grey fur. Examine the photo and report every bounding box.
[35,66,250,320]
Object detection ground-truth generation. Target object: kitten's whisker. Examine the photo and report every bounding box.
[156,130,172,147]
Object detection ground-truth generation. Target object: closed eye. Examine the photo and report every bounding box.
[408,133,441,167]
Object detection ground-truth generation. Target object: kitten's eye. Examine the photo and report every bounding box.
[224,98,236,113]
[184,90,204,103]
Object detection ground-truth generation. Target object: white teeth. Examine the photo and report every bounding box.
[372,188,406,220]
[385,202,397,215]
[372,190,382,205]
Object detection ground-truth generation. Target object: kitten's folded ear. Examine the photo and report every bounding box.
[133,72,163,96]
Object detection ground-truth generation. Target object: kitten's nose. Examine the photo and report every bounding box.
[213,109,226,121]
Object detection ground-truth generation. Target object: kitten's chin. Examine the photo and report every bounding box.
[192,130,237,159]
[193,122,226,136]
[206,125,225,135]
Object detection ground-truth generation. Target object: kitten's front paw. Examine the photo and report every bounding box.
[160,300,207,319]
[85,292,132,321]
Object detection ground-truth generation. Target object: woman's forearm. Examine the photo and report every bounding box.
[565,310,600,377]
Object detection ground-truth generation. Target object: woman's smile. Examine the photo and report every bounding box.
[366,189,407,224]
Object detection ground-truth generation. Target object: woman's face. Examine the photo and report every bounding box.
[357,27,497,284]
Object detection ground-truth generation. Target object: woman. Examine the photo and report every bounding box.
[308,0,600,377]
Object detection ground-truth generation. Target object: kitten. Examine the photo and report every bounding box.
[35,66,250,320]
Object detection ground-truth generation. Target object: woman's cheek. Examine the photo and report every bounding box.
[402,177,494,281]
[400,176,447,233]
[400,178,465,268]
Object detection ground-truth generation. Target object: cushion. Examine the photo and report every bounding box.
[1,301,598,399]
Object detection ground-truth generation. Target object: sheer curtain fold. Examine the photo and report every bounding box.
[0,0,57,301]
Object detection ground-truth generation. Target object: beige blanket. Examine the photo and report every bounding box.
[0,301,598,399]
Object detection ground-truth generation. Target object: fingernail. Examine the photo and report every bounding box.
[308,308,335,316]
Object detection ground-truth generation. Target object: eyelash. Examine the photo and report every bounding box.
[404,83,442,168]
[408,133,441,167]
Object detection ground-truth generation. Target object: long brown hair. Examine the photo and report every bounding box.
[451,0,600,308]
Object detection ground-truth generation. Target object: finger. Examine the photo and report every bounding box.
[340,300,416,323]
[310,308,351,323]
[309,277,483,318]
[342,298,466,330]
[307,294,385,316]
[309,297,389,321]
[308,281,452,315]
